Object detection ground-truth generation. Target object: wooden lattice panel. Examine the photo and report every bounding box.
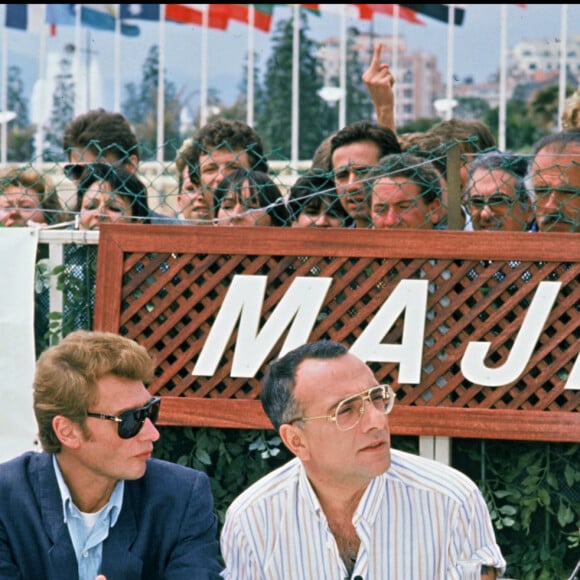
[94,225,579,441]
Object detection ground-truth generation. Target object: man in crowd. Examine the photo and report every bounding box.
[62,108,181,224]
[464,151,534,231]
[529,131,580,232]
[329,120,401,228]
[0,330,222,579]
[220,340,506,579]
[370,152,444,229]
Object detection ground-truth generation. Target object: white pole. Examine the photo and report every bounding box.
[1,5,8,165]
[156,4,166,163]
[392,4,399,127]
[558,4,568,131]
[247,4,255,126]
[499,4,507,151]
[291,4,300,176]
[114,4,121,112]
[338,4,347,129]
[445,5,455,120]
[200,7,209,127]
[74,6,82,116]
[34,5,48,166]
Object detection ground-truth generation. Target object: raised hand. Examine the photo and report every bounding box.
[362,42,396,133]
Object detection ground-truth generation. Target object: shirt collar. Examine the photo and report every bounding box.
[52,453,124,526]
[296,459,386,526]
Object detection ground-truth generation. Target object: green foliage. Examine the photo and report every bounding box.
[1,65,35,161]
[256,12,329,161]
[454,96,491,121]
[153,427,293,526]
[454,439,580,579]
[345,29,374,126]
[398,117,440,135]
[122,45,182,161]
[45,46,75,163]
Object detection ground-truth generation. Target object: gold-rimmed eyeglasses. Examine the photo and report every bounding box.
[289,384,395,431]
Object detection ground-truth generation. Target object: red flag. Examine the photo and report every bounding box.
[211,4,274,33]
[166,5,229,30]
[301,5,374,20]
[368,4,425,26]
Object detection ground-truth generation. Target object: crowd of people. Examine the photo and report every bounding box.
[0,41,578,580]
[1,42,579,233]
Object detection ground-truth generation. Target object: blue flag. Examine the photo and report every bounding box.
[46,4,140,37]
[119,4,161,21]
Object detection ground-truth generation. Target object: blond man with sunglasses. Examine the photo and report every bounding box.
[220,341,505,579]
[0,330,222,579]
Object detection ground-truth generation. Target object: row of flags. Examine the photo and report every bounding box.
[4,4,470,38]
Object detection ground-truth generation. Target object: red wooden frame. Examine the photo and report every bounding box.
[94,225,579,442]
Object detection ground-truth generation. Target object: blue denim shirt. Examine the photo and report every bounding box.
[52,455,124,580]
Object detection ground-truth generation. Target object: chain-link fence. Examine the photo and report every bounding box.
[2,136,579,232]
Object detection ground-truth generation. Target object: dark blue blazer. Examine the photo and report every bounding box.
[0,452,223,579]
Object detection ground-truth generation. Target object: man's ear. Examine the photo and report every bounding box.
[52,415,83,450]
[125,154,140,173]
[279,423,311,461]
[428,197,443,226]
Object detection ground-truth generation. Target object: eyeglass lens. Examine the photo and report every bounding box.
[335,386,392,431]
[118,398,161,439]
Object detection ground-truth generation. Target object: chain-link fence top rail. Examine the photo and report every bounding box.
[0,133,578,231]
[93,224,578,442]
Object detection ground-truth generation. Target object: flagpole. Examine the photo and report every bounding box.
[392,4,400,127]
[338,4,347,129]
[445,5,455,120]
[156,3,166,163]
[33,4,48,166]
[498,4,507,151]
[114,4,121,112]
[247,4,255,126]
[74,6,82,116]
[291,4,300,176]
[558,4,568,131]
[200,7,209,127]
[1,5,8,165]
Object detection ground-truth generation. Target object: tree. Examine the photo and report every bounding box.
[453,96,490,121]
[44,45,76,162]
[256,11,330,162]
[484,99,542,153]
[122,45,182,161]
[529,84,560,133]
[345,27,373,126]
[5,65,35,161]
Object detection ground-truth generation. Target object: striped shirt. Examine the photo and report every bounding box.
[220,449,506,580]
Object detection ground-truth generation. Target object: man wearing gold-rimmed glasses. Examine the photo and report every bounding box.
[220,340,505,579]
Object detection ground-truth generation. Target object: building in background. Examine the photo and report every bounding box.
[319,29,580,126]
[318,28,442,127]
[509,34,580,83]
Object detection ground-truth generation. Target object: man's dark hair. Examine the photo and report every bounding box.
[261,341,348,431]
[328,121,401,172]
[63,108,140,163]
[187,119,268,186]
[369,152,443,204]
[287,169,352,225]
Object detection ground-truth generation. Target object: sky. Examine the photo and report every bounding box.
[3,4,580,119]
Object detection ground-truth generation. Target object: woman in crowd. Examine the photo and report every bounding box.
[214,168,290,227]
[0,165,66,227]
[75,163,150,229]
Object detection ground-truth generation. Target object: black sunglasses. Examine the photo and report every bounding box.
[64,161,123,182]
[86,397,161,439]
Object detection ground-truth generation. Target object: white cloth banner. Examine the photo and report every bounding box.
[0,228,39,462]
